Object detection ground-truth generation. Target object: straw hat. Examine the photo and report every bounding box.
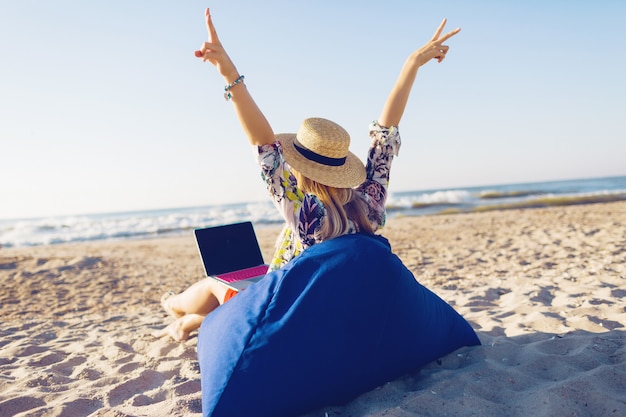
[278,117,366,188]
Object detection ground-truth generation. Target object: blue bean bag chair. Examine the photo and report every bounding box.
[198,233,479,417]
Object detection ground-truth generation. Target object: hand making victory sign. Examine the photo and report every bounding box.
[194,7,276,146]
[418,18,461,65]
[194,8,238,83]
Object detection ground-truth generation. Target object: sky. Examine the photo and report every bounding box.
[1,0,625,219]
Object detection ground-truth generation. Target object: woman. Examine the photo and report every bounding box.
[153,8,460,341]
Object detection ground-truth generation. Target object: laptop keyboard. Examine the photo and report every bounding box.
[217,265,268,283]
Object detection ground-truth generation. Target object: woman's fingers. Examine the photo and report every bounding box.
[194,9,214,58]
[431,18,461,44]
[205,8,219,44]
[195,8,223,61]
[428,20,460,64]
[439,27,461,43]
[194,41,210,59]
[204,8,211,34]
[431,18,447,41]
[435,45,449,62]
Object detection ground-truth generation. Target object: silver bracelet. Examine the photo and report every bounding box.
[224,75,245,101]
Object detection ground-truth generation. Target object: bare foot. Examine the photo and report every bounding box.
[152,319,190,342]
[161,291,184,319]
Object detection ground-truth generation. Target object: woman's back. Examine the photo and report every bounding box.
[257,120,401,271]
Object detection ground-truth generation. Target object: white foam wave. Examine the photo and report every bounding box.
[388,190,472,207]
[0,203,284,248]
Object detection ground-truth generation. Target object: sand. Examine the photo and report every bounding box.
[1,202,625,416]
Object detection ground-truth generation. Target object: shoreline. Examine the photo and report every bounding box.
[0,193,626,250]
[1,202,625,416]
[3,175,626,249]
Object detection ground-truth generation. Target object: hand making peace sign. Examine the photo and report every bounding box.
[194,8,239,83]
[412,18,461,67]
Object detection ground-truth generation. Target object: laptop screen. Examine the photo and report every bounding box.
[194,221,265,276]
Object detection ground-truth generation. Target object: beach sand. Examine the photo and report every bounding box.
[1,202,625,416]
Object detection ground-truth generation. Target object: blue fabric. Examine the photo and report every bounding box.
[198,233,480,417]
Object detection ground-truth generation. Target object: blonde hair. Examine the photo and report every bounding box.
[292,170,374,241]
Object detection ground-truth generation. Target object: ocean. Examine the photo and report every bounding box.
[1,175,625,249]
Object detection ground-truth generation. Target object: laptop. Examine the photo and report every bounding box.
[194,221,269,291]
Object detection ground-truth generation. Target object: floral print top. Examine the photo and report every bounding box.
[257,121,401,271]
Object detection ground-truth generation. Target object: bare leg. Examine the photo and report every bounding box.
[162,279,229,317]
[155,279,230,341]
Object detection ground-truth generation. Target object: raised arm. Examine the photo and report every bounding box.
[195,8,275,146]
[378,19,461,128]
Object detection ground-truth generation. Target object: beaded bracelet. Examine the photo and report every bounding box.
[224,75,245,101]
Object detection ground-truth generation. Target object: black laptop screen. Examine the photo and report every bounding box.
[194,221,265,276]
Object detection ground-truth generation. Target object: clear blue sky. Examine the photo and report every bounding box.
[1,1,625,219]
